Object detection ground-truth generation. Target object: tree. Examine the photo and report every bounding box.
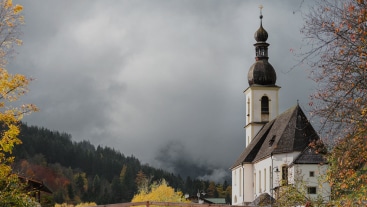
[206,181,217,197]
[74,172,88,199]
[0,0,38,205]
[135,170,149,193]
[300,0,367,205]
[326,122,367,206]
[67,184,75,201]
[300,0,367,136]
[131,179,187,203]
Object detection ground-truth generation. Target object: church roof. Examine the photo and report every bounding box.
[250,193,275,207]
[231,104,319,168]
[291,146,327,165]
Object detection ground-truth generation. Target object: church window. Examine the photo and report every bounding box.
[254,173,256,193]
[307,187,317,194]
[264,168,266,191]
[259,170,261,193]
[247,98,250,120]
[239,168,242,195]
[261,96,269,114]
[256,47,267,57]
[234,171,236,186]
[269,135,275,147]
[281,165,288,185]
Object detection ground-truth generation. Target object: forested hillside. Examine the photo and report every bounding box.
[13,123,231,205]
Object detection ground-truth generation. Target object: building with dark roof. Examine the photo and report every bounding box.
[230,10,330,206]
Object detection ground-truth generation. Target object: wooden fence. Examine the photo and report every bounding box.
[95,201,248,207]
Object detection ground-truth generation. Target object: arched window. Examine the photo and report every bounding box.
[239,168,242,195]
[247,98,250,122]
[254,172,256,193]
[261,96,269,114]
[264,168,266,191]
[281,165,288,186]
[259,170,261,193]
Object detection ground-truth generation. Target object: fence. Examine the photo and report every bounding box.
[95,201,247,207]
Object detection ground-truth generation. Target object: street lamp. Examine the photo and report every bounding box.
[197,190,206,204]
[271,154,280,207]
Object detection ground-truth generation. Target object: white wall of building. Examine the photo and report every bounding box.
[244,86,280,147]
[231,164,253,205]
[232,150,331,205]
[289,164,330,202]
[244,86,280,124]
[251,153,301,200]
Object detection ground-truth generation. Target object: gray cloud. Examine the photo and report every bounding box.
[11,0,312,181]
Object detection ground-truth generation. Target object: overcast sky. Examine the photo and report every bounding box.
[10,0,316,182]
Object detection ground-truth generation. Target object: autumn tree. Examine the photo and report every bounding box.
[135,170,150,193]
[206,181,217,197]
[0,0,38,205]
[300,0,367,205]
[131,179,187,203]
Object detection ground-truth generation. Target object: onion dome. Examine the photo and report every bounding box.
[248,60,276,85]
[247,13,276,86]
[254,15,268,42]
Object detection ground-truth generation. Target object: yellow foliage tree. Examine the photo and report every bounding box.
[54,202,97,207]
[0,0,38,205]
[132,179,187,203]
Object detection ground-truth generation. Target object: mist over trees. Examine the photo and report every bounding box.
[13,123,231,205]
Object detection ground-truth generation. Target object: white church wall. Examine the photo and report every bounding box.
[253,157,272,197]
[251,152,303,201]
[244,86,280,146]
[231,164,254,205]
[273,152,301,187]
[245,124,263,147]
[234,152,330,205]
[244,86,279,124]
[289,164,330,202]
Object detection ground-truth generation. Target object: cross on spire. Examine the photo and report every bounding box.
[259,4,263,19]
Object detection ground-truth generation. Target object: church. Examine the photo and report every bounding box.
[230,12,330,205]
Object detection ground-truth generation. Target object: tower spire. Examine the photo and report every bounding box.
[244,9,280,147]
[248,8,276,86]
[259,4,263,22]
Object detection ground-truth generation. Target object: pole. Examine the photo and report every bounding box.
[271,153,273,207]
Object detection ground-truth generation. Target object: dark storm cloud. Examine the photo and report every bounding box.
[11,0,312,181]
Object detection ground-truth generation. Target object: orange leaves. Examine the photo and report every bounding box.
[348,5,355,13]
[362,108,367,116]
[4,0,22,13]
[327,124,367,204]
[340,183,348,189]
[13,4,22,14]
[350,33,356,42]
[4,0,11,8]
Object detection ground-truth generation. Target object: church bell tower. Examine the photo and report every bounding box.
[244,9,280,147]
